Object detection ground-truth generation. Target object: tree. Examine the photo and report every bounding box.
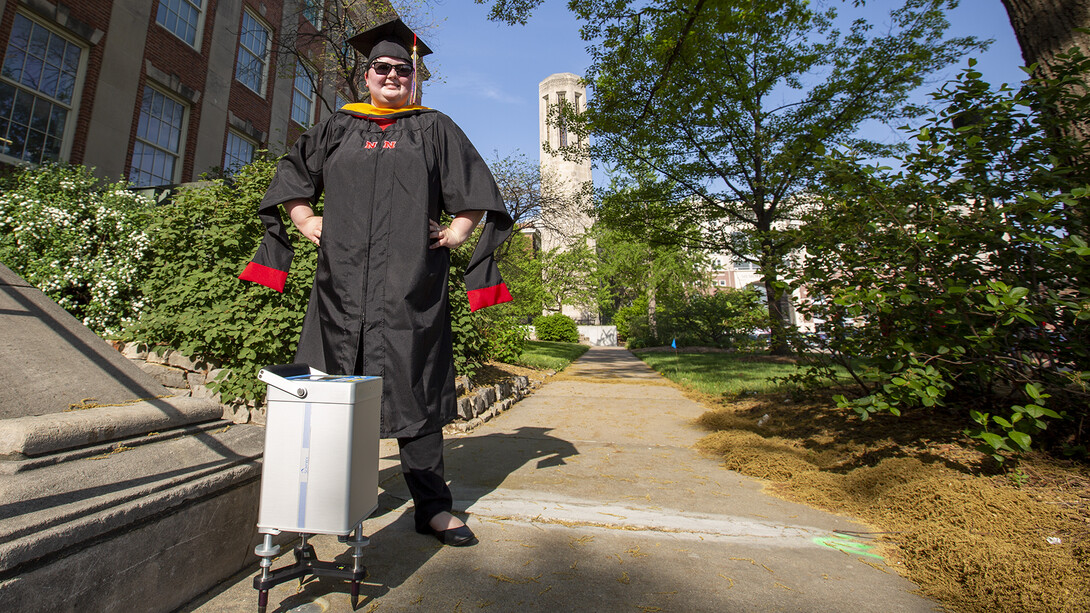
[791,55,1090,460]
[479,151,595,321]
[475,0,545,25]
[486,151,572,260]
[593,214,710,341]
[501,0,984,353]
[538,240,598,315]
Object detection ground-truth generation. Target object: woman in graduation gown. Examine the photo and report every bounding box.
[240,18,513,547]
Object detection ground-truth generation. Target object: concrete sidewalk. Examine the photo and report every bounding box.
[183,347,937,612]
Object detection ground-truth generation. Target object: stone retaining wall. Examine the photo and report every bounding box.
[112,342,537,431]
[446,375,534,435]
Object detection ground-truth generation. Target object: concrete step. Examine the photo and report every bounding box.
[0,423,267,613]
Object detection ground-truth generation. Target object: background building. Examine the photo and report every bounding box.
[0,0,389,186]
[536,71,597,322]
[536,72,592,251]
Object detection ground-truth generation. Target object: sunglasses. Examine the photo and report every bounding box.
[370,61,414,78]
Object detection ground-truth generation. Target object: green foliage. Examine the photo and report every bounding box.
[533,312,579,343]
[481,314,529,364]
[0,164,153,336]
[127,157,313,402]
[475,0,543,25]
[613,296,649,345]
[569,0,985,353]
[493,230,547,323]
[539,242,598,315]
[592,220,761,349]
[795,52,1090,462]
[445,237,489,380]
[447,274,488,381]
[486,151,594,323]
[592,221,712,348]
[657,288,767,350]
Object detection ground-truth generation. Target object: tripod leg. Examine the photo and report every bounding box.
[297,534,311,588]
[348,522,368,610]
[254,532,280,613]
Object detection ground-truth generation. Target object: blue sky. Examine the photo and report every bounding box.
[420,1,1027,169]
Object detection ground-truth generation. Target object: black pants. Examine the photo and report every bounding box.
[397,431,452,532]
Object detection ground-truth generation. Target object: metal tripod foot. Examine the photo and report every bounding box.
[252,526,371,611]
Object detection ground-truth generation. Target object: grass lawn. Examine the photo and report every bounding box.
[635,350,802,396]
[516,341,589,372]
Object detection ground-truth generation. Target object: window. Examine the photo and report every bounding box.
[557,92,567,148]
[130,86,186,187]
[236,10,270,95]
[335,91,351,110]
[541,95,549,147]
[291,62,315,127]
[302,0,323,27]
[156,0,204,47]
[223,130,255,174]
[734,258,758,271]
[0,13,83,164]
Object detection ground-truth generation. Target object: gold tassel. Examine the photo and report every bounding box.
[411,34,418,106]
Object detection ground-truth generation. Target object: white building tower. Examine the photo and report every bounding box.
[538,73,593,253]
[537,73,598,323]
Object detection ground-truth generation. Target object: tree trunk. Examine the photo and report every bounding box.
[648,286,658,341]
[1002,0,1090,240]
[1001,0,1090,139]
[647,243,659,341]
[764,277,792,355]
[1001,0,1090,79]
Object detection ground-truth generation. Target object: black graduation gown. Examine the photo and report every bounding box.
[240,104,513,438]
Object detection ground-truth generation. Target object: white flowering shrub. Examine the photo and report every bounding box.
[0,164,152,336]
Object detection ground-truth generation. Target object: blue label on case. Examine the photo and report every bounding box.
[297,402,312,527]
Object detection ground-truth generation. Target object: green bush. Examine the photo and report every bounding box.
[481,314,529,364]
[447,240,487,381]
[793,54,1090,462]
[613,297,651,348]
[127,157,313,402]
[0,163,153,336]
[1,158,518,403]
[533,312,579,343]
[658,288,766,349]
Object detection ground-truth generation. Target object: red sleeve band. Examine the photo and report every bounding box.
[467,283,513,312]
[238,261,288,293]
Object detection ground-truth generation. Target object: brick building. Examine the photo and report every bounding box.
[0,0,384,186]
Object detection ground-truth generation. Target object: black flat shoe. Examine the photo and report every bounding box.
[417,523,477,547]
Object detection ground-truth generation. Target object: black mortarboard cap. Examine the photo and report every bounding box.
[348,17,433,64]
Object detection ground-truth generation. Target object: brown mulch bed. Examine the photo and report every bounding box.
[692,389,1090,612]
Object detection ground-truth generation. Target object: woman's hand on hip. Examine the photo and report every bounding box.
[429,218,470,249]
[429,211,484,250]
[297,215,323,246]
[286,200,323,246]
